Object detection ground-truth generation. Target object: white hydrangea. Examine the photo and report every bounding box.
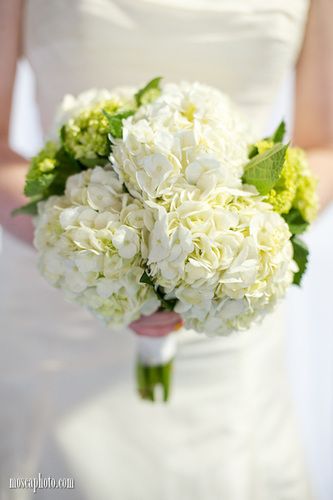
[141,183,296,335]
[34,167,160,327]
[111,81,253,200]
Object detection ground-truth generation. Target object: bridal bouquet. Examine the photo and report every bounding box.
[17,78,318,401]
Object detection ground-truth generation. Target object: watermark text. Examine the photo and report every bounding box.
[9,473,75,493]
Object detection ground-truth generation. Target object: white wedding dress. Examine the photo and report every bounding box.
[0,0,313,499]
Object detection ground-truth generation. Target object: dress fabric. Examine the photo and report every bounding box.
[0,1,313,499]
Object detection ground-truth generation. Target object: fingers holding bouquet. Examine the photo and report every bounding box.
[130,311,184,337]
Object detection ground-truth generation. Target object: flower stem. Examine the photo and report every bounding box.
[136,359,173,402]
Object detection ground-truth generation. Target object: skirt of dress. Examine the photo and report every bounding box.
[0,231,312,500]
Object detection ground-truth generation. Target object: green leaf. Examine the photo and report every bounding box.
[103,109,135,139]
[140,272,177,311]
[248,144,259,159]
[60,125,66,143]
[49,147,82,195]
[283,207,309,235]
[159,295,177,311]
[156,288,178,311]
[24,171,56,197]
[140,271,155,286]
[270,120,286,143]
[24,146,82,200]
[155,286,177,311]
[12,198,41,216]
[54,146,81,171]
[135,77,163,107]
[242,143,288,195]
[78,157,110,168]
[291,235,309,286]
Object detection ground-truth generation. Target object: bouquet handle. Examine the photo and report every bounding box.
[135,333,178,402]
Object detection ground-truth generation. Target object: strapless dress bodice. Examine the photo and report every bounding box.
[24,0,309,134]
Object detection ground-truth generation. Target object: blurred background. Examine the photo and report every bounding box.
[2,58,333,500]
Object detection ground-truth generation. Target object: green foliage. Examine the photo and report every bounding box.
[60,125,67,143]
[156,291,177,311]
[283,207,309,235]
[270,120,286,143]
[78,157,110,168]
[12,198,41,216]
[265,145,298,214]
[291,235,309,286]
[49,147,82,194]
[140,271,176,311]
[242,143,288,195]
[103,109,135,139]
[248,121,286,160]
[248,144,259,159]
[24,144,81,199]
[24,171,56,198]
[16,145,82,216]
[135,77,162,106]
[140,271,154,286]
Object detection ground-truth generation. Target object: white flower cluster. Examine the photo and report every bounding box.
[112,82,252,199]
[35,81,296,335]
[111,82,295,334]
[34,167,160,327]
[141,188,295,335]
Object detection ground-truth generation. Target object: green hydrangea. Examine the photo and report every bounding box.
[24,141,59,197]
[62,100,120,163]
[292,148,318,223]
[256,140,318,222]
[32,140,58,171]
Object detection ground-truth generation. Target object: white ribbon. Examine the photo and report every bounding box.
[135,332,178,366]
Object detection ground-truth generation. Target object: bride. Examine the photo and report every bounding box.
[1,1,333,498]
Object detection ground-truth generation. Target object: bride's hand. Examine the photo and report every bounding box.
[0,143,33,244]
[130,311,184,337]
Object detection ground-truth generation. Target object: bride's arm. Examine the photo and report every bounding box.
[294,0,333,211]
[0,0,33,244]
